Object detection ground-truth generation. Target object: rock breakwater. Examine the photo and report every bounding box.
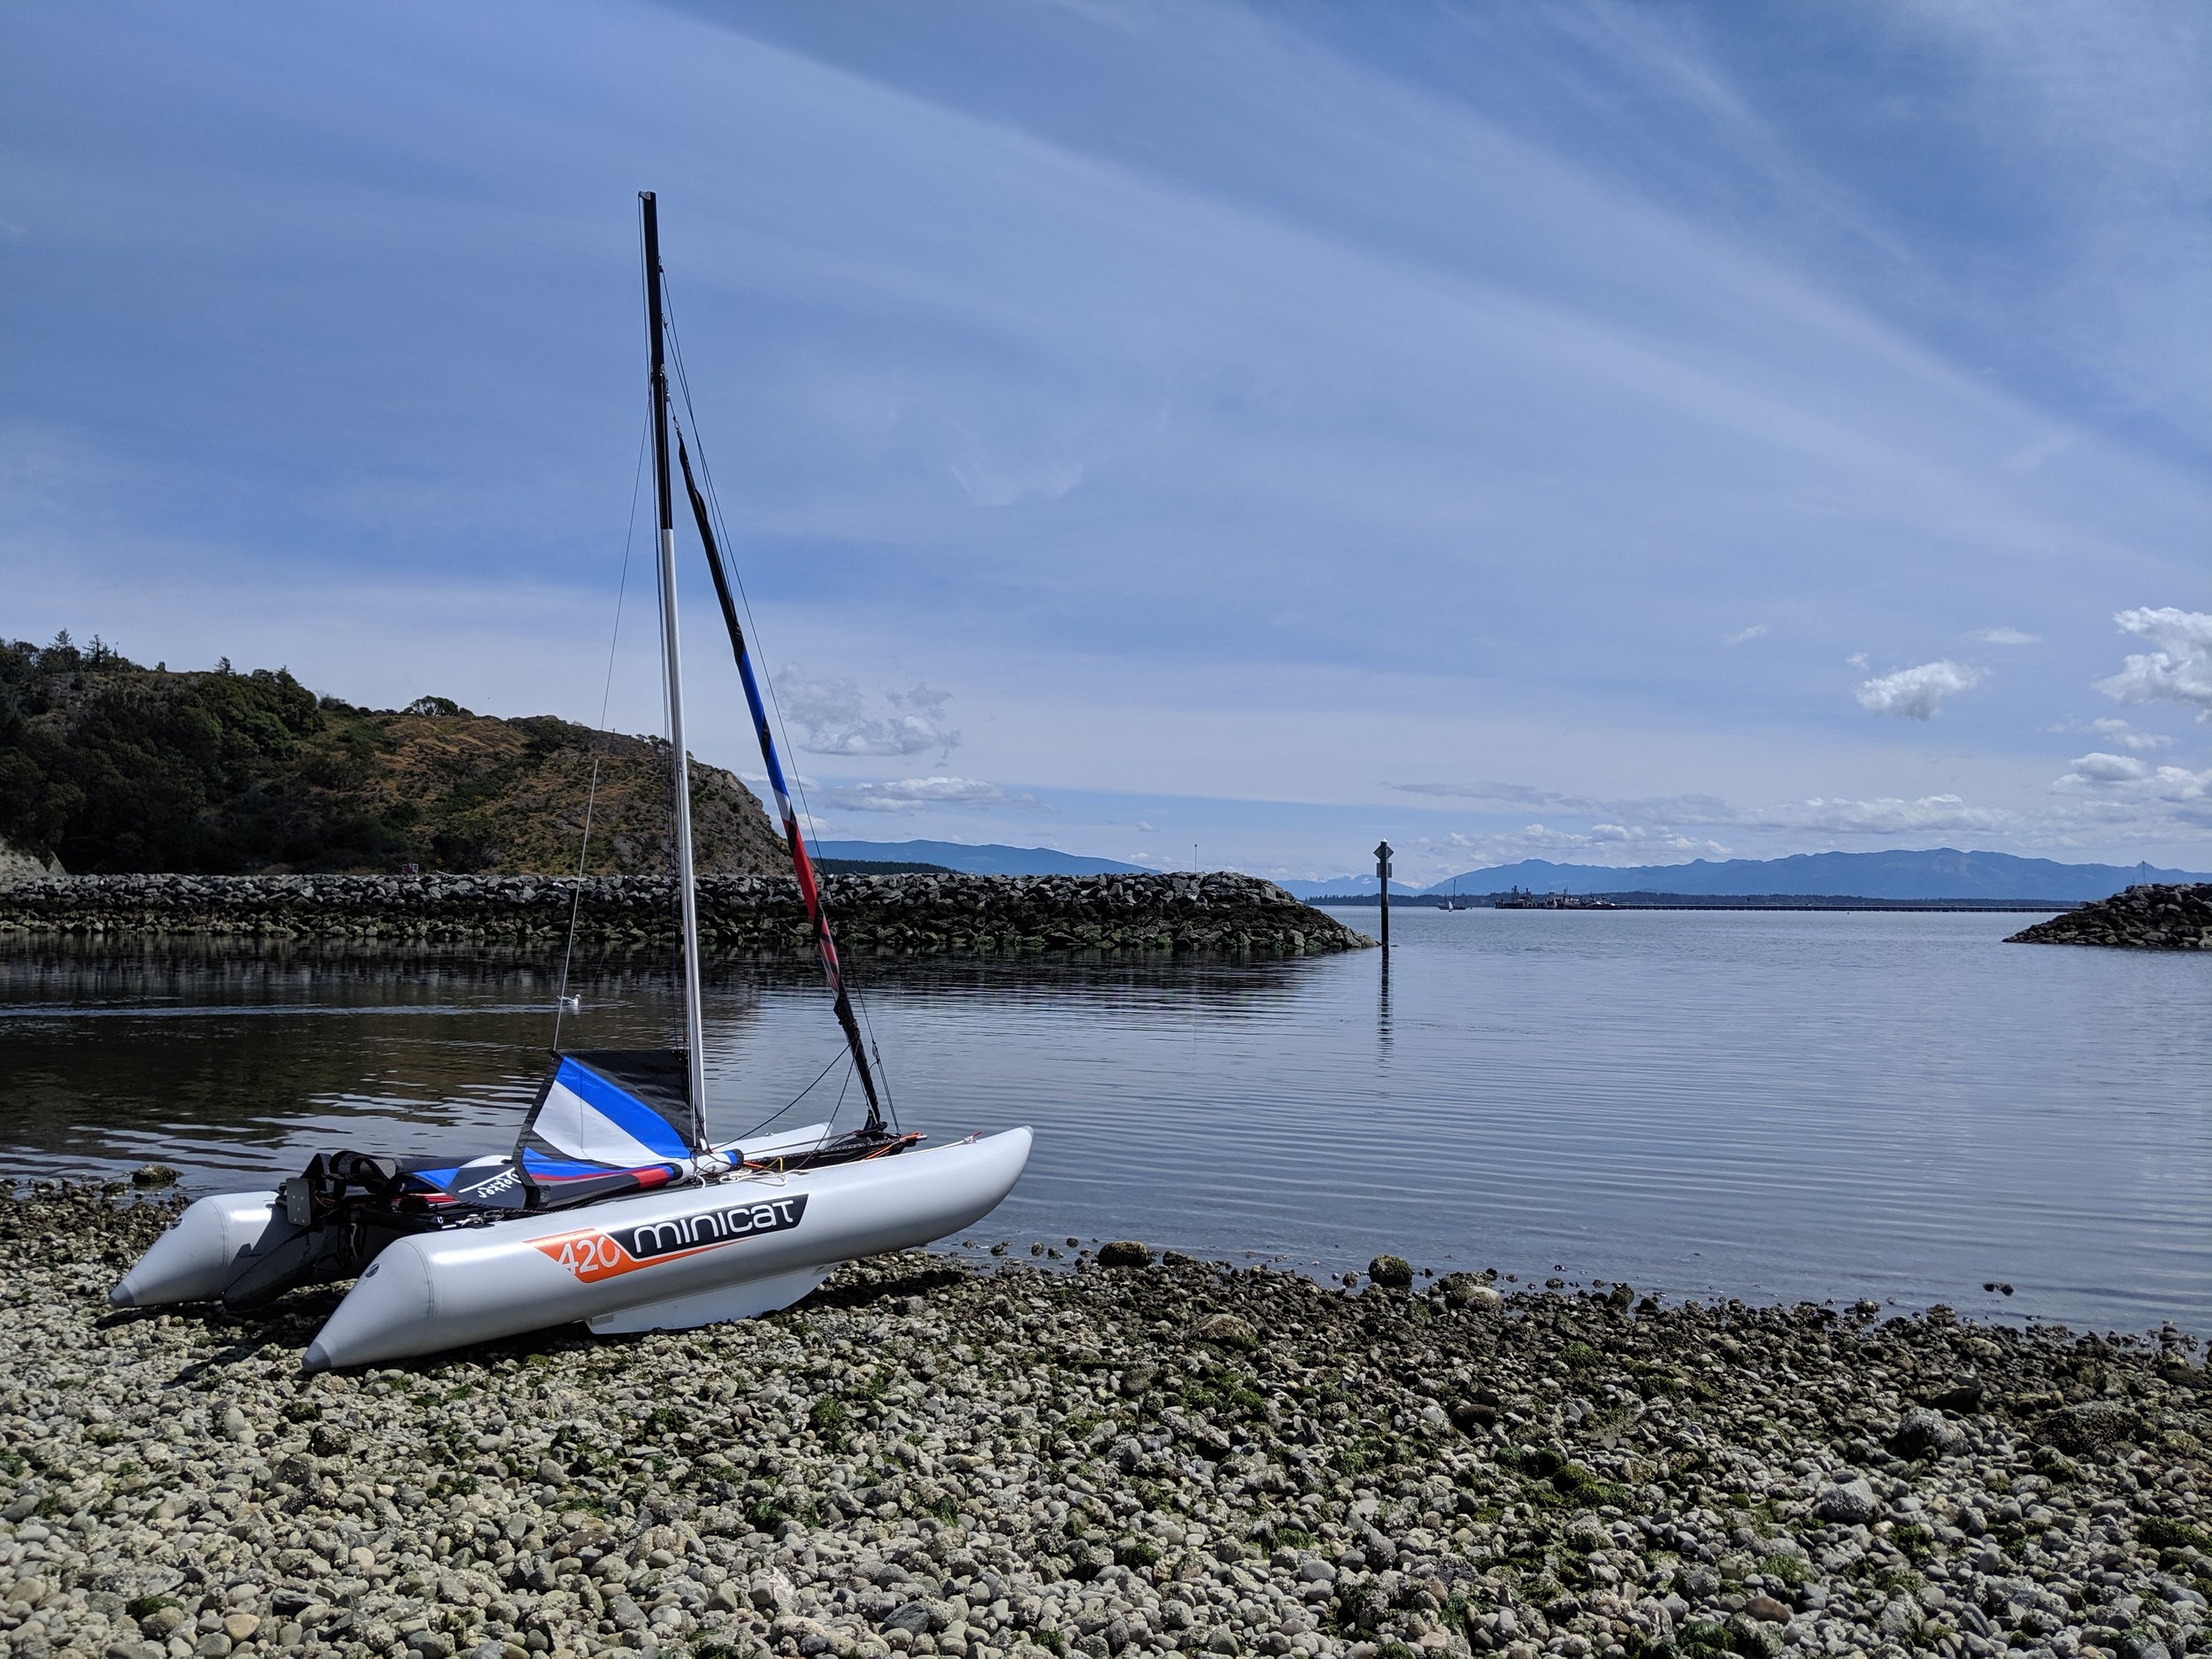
[2007,884,2212,951]
[0,874,1370,957]
[4,1189,2208,1659]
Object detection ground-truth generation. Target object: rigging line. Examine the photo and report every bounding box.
[554,411,651,1049]
[820,1061,853,1156]
[737,1047,850,1141]
[661,283,902,1133]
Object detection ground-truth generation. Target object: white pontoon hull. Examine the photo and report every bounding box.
[111,1127,1031,1370]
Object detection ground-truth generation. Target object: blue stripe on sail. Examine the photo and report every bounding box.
[556,1056,692,1159]
[522,1148,672,1181]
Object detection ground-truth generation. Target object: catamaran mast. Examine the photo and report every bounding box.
[641,190,710,1150]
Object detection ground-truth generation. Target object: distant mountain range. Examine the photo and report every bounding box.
[815,842,2210,901]
[1278,849,2210,902]
[810,839,1153,878]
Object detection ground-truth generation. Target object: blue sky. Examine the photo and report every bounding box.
[4,1,2208,882]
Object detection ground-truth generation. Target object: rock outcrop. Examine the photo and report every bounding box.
[0,871,1373,956]
[2006,882,2212,950]
[0,836,64,879]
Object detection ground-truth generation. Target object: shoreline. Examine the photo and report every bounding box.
[4,1191,2206,1659]
[0,874,1372,958]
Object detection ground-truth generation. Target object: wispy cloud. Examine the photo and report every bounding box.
[2085,717,2172,752]
[1429,824,1732,868]
[1399,776,2012,844]
[774,667,961,758]
[2095,608,2212,720]
[1970,626,2040,646]
[1723,623,1768,646]
[812,774,1035,813]
[1855,660,1985,720]
[1756,795,2011,835]
[1393,779,1738,824]
[2003,432,2077,474]
[4,3,2208,872]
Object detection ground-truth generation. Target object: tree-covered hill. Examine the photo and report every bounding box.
[0,633,786,877]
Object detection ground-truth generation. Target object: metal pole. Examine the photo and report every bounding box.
[641,191,709,1148]
[1374,840,1393,952]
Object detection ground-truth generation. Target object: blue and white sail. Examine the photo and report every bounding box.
[514,1050,697,1209]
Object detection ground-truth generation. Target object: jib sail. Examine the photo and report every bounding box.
[514,1050,696,1210]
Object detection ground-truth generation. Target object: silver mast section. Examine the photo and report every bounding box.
[641,190,709,1147]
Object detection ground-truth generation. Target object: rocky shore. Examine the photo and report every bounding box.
[0,875,1369,958]
[4,1192,2207,1659]
[2007,886,2212,952]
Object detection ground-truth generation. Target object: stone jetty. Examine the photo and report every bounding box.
[2007,885,2212,951]
[0,874,1371,957]
[4,1189,2207,1659]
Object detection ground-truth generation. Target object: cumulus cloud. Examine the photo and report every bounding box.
[2089,717,2171,752]
[2094,608,2212,719]
[812,774,1033,813]
[1970,626,2040,646]
[2055,753,2210,800]
[2044,752,2212,842]
[2060,752,2149,786]
[1854,659,1985,720]
[1723,623,1768,646]
[775,666,961,757]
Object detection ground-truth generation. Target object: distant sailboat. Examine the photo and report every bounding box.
[112,194,1033,1368]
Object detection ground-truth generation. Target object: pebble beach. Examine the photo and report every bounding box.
[3,1190,2207,1659]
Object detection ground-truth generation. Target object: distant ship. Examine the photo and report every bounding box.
[1494,886,1619,910]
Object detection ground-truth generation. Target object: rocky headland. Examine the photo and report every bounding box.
[0,874,1371,957]
[4,1190,2207,1659]
[2006,886,2212,952]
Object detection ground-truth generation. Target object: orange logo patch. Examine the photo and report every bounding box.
[534,1228,648,1283]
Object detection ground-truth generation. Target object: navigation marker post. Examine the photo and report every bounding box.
[1375,840,1393,952]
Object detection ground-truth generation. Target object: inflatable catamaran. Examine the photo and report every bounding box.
[111,195,1033,1368]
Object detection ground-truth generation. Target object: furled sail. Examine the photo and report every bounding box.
[514,1050,697,1210]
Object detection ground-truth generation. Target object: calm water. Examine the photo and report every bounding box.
[3,908,2207,1334]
